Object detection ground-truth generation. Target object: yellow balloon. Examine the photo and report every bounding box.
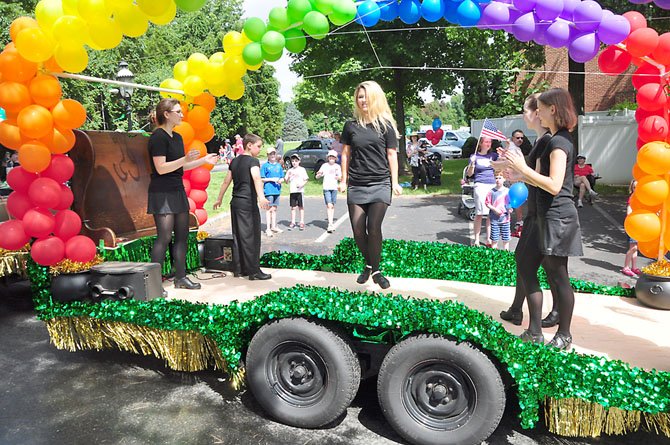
[241,31,253,46]
[137,0,170,17]
[224,55,247,79]
[183,75,205,98]
[159,78,185,99]
[149,0,176,25]
[245,61,263,71]
[209,52,226,64]
[105,0,134,10]
[115,3,149,38]
[36,0,65,31]
[173,60,189,82]
[78,0,112,23]
[203,62,226,87]
[226,79,245,101]
[16,27,55,62]
[187,53,209,77]
[223,31,245,56]
[208,83,228,98]
[87,18,123,49]
[62,0,78,15]
[53,15,90,47]
[54,42,89,73]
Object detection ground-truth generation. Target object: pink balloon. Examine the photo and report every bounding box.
[187,197,196,213]
[194,208,207,225]
[41,154,74,184]
[23,208,55,239]
[53,209,82,241]
[65,235,97,263]
[54,184,74,210]
[31,236,65,266]
[6,191,33,219]
[0,220,30,250]
[6,167,38,193]
[28,177,62,209]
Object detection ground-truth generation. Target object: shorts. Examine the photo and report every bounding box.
[323,189,337,205]
[490,221,511,242]
[290,192,304,208]
[266,194,280,207]
[473,183,495,216]
[537,214,583,257]
[147,189,189,214]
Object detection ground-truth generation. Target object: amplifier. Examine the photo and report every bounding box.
[89,261,163,301]
[204,235,234,271]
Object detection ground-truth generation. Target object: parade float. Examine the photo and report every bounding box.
[1,1,670,445]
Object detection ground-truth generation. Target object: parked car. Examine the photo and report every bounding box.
[417,138,461,160]
[283,138,335,173]
[441,130,471,149]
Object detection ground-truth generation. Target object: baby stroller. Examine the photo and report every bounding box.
[424,152,442,186]
[457,165,476,221]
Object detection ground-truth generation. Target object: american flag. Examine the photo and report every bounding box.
[480,118,507,141]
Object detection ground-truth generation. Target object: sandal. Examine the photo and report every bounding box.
[548,332,572,351]
[621,267,637,278]
[632,267,642,276]
[519,330,544,344]
[288,223,296,230]
[299,223,305,231]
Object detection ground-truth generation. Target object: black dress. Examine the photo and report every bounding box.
[535,130,583,257]
[229,155,262,276]
[147,128,189,214]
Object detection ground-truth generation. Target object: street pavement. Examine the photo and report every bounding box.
[1,193,663,445]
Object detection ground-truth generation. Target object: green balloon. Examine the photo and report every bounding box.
[243,17,266,42]
[261,30,285,55]
[303,11,329,40]
[174,0,206,13]
[262,47,283,63]
[313,0,334,15]
[268,7,290,31]
[330,0,356,25]
[242,42,264,66]
[287,0,313,23]
[284,28,307,53]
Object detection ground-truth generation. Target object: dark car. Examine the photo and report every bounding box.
[283,138,335,173]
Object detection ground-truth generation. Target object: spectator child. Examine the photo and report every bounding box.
[260,147,285,237]
[622,180,641,277]
[284,154,309,230]
[316,150,342,232]
[485,171,512,250]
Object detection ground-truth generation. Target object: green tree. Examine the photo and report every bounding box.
[283,102,308,141]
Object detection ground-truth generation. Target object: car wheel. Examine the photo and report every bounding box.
[284,157,291,166]
[468,208,476,221]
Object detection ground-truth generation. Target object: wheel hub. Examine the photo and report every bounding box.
[268,343,327,406]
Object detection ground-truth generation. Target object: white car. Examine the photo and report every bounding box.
[417,138,462,160]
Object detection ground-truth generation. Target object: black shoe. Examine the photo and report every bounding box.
[548,332,572,351]
[541,311,559,328]
[249,271,272,280]
[356,266,372,284]
[500,307,523,326]
[519,330,544,344]
[174,277,202,290]
[371,271,390,289]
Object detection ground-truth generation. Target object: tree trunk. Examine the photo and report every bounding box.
[568,58,585,154]
[393,68,409,174]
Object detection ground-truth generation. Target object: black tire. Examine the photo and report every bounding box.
[468,208,476,221]
[284,157,291,166]
[245,318,361,428]
[377,334,505,445]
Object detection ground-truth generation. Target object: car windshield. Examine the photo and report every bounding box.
[455,131,470,139]
[300,140,322,149]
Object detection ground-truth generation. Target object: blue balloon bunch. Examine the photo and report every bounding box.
[432,117,442,130]
[509,182,528,209]
[358,0,493,27]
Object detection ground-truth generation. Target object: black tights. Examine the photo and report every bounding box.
[151,212,190,280]
[348,202,388,272]
[510,250,559,316]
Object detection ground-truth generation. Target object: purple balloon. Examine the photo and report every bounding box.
[534,0,563,21]
[569,32,600,63]
[512,12,536,42]
[482,1,510,30]
[598,13,631,45]
[533,22,550,45]
[573,0,603,32]
[513,0,536,13]
[560,0,579,21]
[630,0,652,3]
[545,19,571,48]
[501,8,520,33]
[655,0,670,8]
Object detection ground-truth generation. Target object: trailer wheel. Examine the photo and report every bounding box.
[245,318,361,428]
[377,334,505,445]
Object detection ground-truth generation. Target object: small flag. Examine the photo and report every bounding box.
[480,118,507,141]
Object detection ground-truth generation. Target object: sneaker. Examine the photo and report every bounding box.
[265,229,274,237]
[299,223,305,231]
[327,224,334,233]
[632,268,642,275]
[288,223,296,231]
[621,267,637,277]
[589,190,599,198]
[577,199,583,208]
[271,226,283,233]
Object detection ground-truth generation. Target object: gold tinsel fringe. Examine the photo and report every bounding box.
[45,317,228,373]
[545,398,669,439]
[0,250,30,278]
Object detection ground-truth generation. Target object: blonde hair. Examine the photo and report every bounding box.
[353,81,399,141]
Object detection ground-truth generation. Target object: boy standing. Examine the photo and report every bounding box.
[485,171,512,250]
[316,150,342,232]
[260,147,284,237]
[284,154,309,230]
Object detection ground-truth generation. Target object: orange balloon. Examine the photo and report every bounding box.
[635,174,669,206]
[49,126,76,154]
[29,74,62,108]
[18,104,54,140]
[625,209,662,242]
[638,238,661,259]
[186,105,210,130]
[193,92,215,112]
[52,99,86,129]
[195,122,215,143]
[0,43,38,83]
[630,192,662,213]
[0,81,32,113]
[0,119,24,150]
[173,122,195,147]
[42,55,63,73]
[637,141,670,176]
[179,101,190,120]
[632,162,647,180]
[201,162,214,171]
[187,139,207,158]
[10,17,39,43]
[18,140,51,173]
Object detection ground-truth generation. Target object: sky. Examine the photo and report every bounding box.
[242,0,299,103]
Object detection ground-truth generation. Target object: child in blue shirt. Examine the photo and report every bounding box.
[260,147,284,236]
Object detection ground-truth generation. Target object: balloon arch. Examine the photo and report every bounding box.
[0,0,669,267]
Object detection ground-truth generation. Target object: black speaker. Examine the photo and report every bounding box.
[89,261,163,301]
[204,235,234,271]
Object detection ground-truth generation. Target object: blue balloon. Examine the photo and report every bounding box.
[443,0,459,23]
[356,1,381,27]
[456,0,482,27]
[432,118,442,130]
[399,0,421,24]
[509,182,529,208]
[421,0,444,22]
[379,0,399,21]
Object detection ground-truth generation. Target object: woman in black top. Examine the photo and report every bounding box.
[148,98,218,291]
[506,88,582,351]
[213,133,271,280]
[339,81,402,289]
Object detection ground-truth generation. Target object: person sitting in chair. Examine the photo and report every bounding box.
[574,155,597,208]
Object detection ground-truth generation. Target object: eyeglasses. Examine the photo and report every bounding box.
[514,136,524,139]
[169,110,183,115]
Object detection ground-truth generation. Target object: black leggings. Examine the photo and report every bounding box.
[151,212,190,280]
[348,202,388,272]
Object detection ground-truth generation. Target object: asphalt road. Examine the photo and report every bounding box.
[1,193,663,445]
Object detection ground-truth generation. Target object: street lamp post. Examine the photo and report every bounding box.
[115,61,134,131]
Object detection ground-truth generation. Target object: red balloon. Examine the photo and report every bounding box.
[28,177,61,208]
[6,191,33,219]
[426,129,435,139]
[0,220,30,250]
[652,33,670,66]
[189,166,211,189]
[187,197,196,213]
[637,138,646,150]
[53,209,82,241]
[626,28,659,58]
[623,11,647,34]
[635,107,655,124]
[189,189,207,208]
[194,208,207,225]
[6,166,38,193]
[431,137,440,145]
[632,63,660,90]
[638,115,669,143]
[637,83,667,111]
[182,169,192,180]
[30,236,65,266]
[22,208,55,238]
[435,128,444,139]
[598,46,631,75]
[65,235,97,263]
[54,184,74,210]
[41,154,74,183]
[182,178,192,195]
